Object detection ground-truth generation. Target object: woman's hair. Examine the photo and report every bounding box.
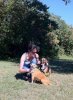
[28,44,40,52]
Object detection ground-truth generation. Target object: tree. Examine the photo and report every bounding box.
[0,1,8,58]
[0,0,51,57]
[62,0,70,5]
[0,0,72,59]
[49,14,73,56]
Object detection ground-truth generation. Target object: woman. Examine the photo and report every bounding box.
[19,44,40,73]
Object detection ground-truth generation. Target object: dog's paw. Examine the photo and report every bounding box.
[45,73,49,76]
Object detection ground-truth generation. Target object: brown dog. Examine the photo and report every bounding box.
[31,64,50,86]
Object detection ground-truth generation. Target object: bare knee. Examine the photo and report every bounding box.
[19,68,26,73]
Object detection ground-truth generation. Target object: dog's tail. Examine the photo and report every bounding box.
[41,79,50,86]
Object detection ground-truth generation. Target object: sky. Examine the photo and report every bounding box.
[39,0,73,26]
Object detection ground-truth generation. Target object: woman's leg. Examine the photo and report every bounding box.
[19,68,31,81]
[19,66,30,73]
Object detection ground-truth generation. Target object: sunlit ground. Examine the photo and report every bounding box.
[0,60,73,100]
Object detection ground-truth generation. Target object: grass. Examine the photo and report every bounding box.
[59,54,73,61]
[0,60,73,100]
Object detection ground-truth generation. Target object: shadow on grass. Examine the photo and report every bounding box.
[15,73,42,84]
[15,73,32,82]
[49,59,73,74]
[1,57,73,74]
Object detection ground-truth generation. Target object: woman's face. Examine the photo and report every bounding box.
[28,48,38,59]
[32,48,38,58]
[32,48,37,54]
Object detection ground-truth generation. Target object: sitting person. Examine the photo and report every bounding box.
[41,58,51,75]
[19,44,40,73]
[28,44,40,65]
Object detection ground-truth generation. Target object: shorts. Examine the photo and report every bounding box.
[23,66,30,72]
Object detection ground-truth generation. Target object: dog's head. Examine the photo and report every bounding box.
[41,58,48,65]
[31,64,38,69]
[30,64,38,73]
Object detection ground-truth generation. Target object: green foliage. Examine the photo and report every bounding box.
[0,0,73,59]
[49,14,73,56]
[58,47,65,55]
[0,1,7,58]
[0,0,51,57]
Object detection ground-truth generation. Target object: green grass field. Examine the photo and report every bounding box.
[0,60,73,100]
[59,55,73,61]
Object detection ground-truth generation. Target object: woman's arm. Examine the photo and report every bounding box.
[19,53,26,73]
[35,53,41,64]
[20,53,26,67]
